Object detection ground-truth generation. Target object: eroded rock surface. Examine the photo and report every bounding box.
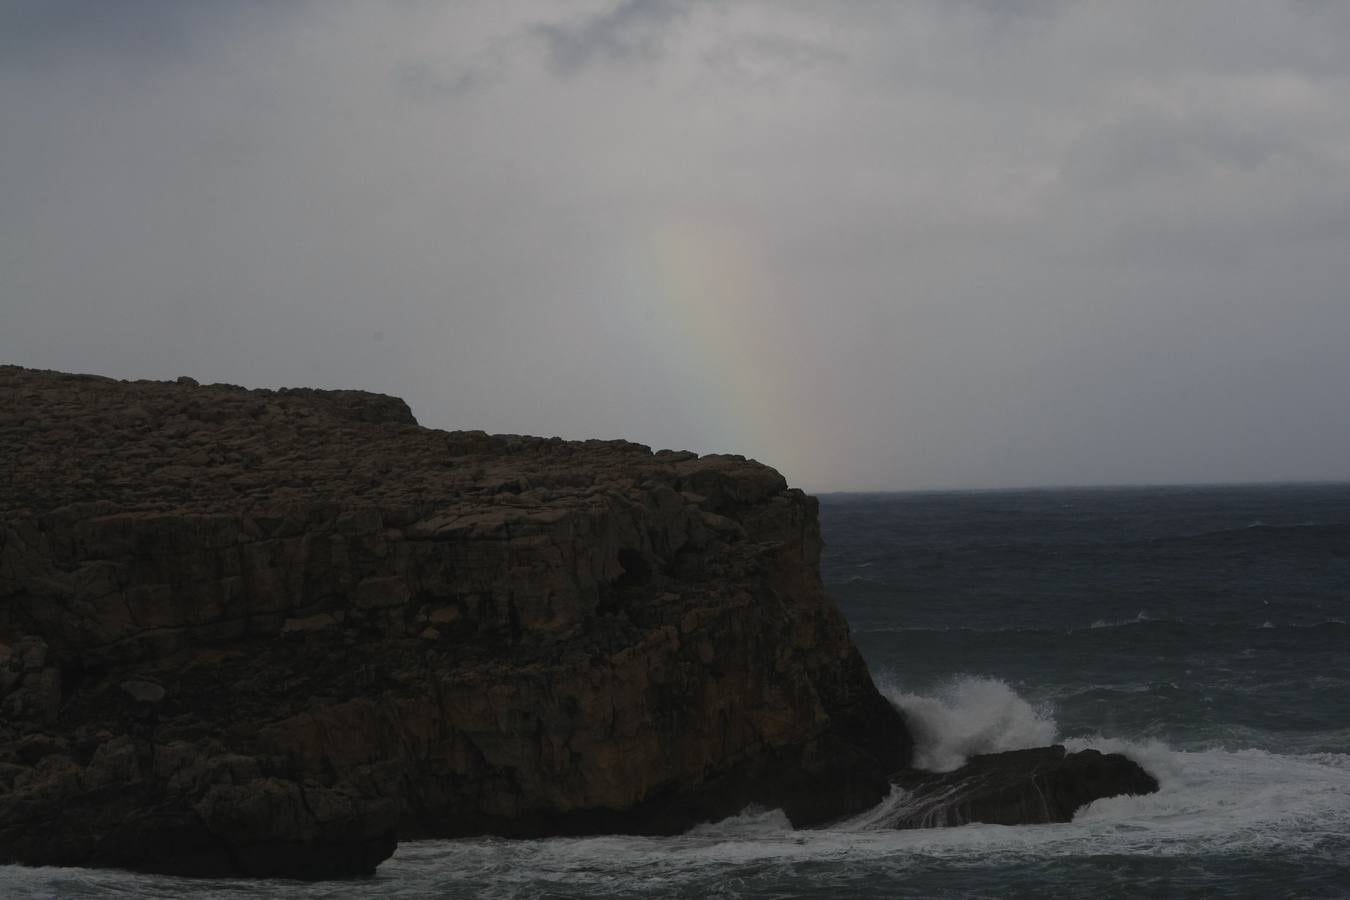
[0,366,910,877]
[889,745,1160,827]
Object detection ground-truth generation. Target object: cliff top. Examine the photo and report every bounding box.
[0,365,787,518]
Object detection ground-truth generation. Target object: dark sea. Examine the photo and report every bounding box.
[6,484,1349,898]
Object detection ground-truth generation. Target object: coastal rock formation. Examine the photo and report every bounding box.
[889,746,1160,827]
[0,366,1160,878]
[0,366,909,877]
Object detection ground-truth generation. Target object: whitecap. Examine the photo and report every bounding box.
[876,674,1057,772]
[1088,610,1151,630]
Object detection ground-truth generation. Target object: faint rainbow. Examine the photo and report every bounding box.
[631,219,806,478]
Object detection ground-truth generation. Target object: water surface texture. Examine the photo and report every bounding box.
[6,484,1349,898]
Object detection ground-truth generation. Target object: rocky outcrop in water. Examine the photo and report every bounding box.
[889,745,1160,827]
[0,366,909,877]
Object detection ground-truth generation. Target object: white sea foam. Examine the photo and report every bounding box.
[1063,737,1350,857]
[358,740,1350,897]
[687,805,792,836]
[1088,610,1150,629]
[877,675,1058,771]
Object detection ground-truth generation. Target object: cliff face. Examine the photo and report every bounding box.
[0,366,910,877]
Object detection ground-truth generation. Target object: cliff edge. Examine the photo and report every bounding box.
[0,366,910,877]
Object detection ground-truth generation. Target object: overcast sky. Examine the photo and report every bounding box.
[3,1,1349,490]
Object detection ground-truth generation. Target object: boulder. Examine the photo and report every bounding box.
[888,745,1159,827]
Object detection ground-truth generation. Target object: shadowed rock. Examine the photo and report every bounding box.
[0,365,910,878]
[888,745,1160,828]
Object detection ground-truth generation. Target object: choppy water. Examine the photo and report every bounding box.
[5,484,1349,898]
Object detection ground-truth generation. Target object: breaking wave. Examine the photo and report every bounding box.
[877,675,1058,771]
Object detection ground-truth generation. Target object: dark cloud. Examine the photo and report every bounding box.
[528,0,693,75]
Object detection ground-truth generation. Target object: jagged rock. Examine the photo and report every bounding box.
[0,365,911,878]
[888,745,1160,827]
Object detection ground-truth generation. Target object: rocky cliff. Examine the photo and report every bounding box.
[0,366,910,877]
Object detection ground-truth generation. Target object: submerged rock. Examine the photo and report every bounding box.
[0,366,910,878]
[888,745,1160,827]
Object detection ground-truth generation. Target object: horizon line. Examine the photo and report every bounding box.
[807,477,1350,496]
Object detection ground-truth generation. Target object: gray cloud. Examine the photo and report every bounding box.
[0,0,299,72]
[3,1,1349,490]
[528,0,693,75]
